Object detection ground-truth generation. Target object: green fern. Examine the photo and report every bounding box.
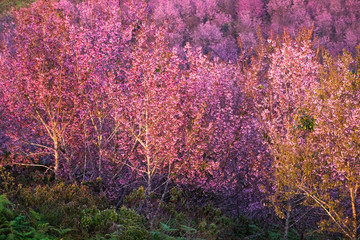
[0,215,36,240]
[180,225,197,235]
[0,195,13,221]
[29,209,72,237]
[0,195,58,240]
[160,222,178,233]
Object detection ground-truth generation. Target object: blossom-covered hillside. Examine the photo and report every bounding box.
[0,0,359,239]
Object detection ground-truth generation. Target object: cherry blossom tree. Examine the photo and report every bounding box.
[0,0,136,179]
[0,0,83,175]
[108,25,185,196]
[245,28,320,238]
[148,0,238,61]
[67,0,134,181]
[303,49,360,239]
[246,27,360,239]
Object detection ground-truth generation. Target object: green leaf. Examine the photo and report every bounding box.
[160,222,178,233]
[180,225,197,234]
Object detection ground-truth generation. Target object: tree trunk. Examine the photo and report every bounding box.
[350,185,358,240]
[54,140,59,175]
[283,201,291,240]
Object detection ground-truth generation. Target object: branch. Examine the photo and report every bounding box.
[116,159,147,174]
[11,162,54,173]
[20,141,53,151]
[299,187,352,239]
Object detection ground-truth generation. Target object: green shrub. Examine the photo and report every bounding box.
[81,206,150,240]
[0,166,22,198]
[16,182,104,235]
[151,222,204,240]
[123,186,146,210]
[0,195,57,240]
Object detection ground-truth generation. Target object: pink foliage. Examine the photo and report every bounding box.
[236,0,264,18]
[2,0,360,226]
[0,0,83,174]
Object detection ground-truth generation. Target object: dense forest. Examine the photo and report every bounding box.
[0,0,359,239]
